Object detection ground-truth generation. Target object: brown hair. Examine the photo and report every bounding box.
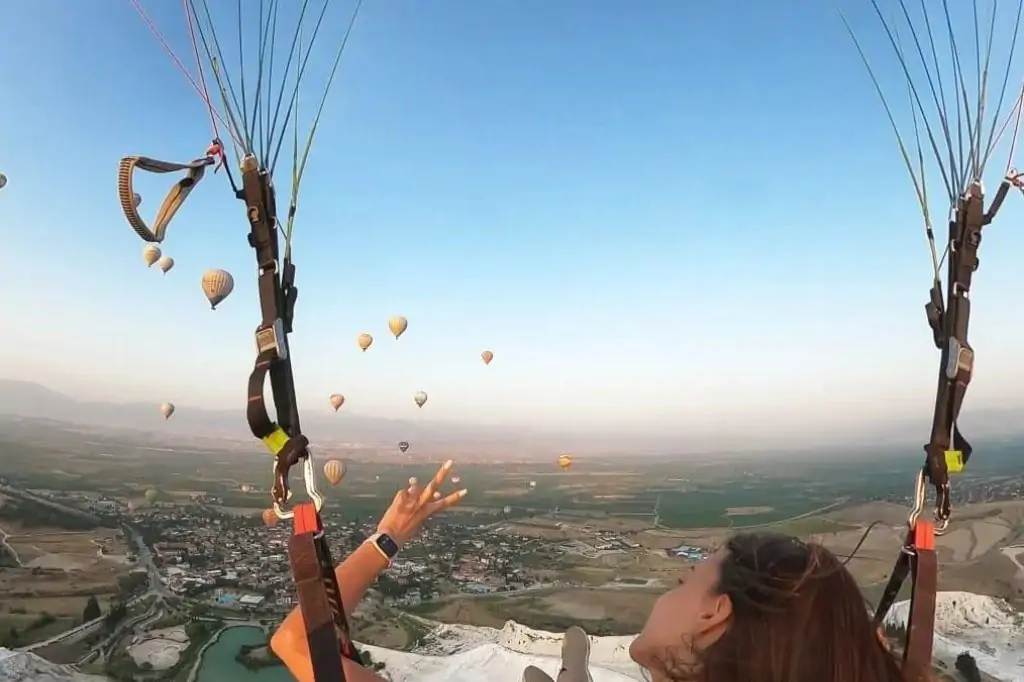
[652,532,907,682]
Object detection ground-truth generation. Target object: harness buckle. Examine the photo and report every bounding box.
[255,320,287,360]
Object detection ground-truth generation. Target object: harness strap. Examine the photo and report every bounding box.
[873,522,936,682]
[118,155,213,243]
[291,502,360,682]
[237,155,358,682]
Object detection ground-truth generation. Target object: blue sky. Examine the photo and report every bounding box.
[1,1,1022,440]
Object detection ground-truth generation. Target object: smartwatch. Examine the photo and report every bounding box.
[367,532,399,566]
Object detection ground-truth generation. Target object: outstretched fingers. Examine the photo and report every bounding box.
[417,459,453,507]
[426,489,467,516]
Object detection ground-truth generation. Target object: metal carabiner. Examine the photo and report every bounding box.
[906,467,928,531]
[272,449,324,520]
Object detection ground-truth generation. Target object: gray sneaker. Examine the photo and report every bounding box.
[556,626,593,682]
[523,665,555,682]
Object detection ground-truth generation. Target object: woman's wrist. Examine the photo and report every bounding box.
[375,525,407,548]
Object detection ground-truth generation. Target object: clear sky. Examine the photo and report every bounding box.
[1,1,1022,441]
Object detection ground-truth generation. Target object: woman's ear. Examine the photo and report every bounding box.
[696,592,732,643]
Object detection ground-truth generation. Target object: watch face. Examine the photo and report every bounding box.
[377,534,399,558]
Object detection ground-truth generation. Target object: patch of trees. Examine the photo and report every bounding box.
[235,643,285,670]
[0,496,100,530]
[955,652,981,682]
[104,602,128,631]
[83,595,102,622]
[116,572,148,597]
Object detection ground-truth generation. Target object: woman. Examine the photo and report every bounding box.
[272,460,466,682]
[529,532,905,682]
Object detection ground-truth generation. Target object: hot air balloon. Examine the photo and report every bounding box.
[159,402,175,420]
[503,506,512,514]
[0,173,7,190]
[133,192,142,209]
[261,509,278,527]
[558,454,573,471]
[481,350,494,365]
[329,394,345,411]
[241,484,251,493]
[413,391,428,408]
[201,269,234,309]
[451,475,461,485]
[144,488,159,504]
[375,475,381,481]
[529,481,537,489]
[388,316,408,339]
[157,256,174,274]
[357,333,373,352]
[324,459,346,486]
[143,245,162,267]
[398,441,410,454]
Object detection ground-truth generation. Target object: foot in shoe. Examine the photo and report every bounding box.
[556,626,593,682]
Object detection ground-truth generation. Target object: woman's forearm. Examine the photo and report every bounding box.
[270,541,389,680]
[279,540,388,631]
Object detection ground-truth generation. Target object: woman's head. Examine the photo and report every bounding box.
[630,532,905,682]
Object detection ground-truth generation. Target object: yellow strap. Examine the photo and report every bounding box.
[944,449,965,474]
[118,155,211,243]
[261,427,290,456]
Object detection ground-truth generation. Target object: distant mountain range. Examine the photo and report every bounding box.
[0,379,1020,459]
[0,379,641,458]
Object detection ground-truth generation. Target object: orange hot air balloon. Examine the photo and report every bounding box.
[558,454,573,470]
[481,350,494,365]
[388,316,408,339]
[324,459,346,486]
[261,509,278,527]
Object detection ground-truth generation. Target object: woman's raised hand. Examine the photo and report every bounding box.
[377,459,466,547]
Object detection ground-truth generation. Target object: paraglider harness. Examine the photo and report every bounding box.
[238,154,362,682]
[871,177,1015,682]
[119,147,361,681]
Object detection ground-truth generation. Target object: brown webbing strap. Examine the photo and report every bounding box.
[873,522,936,682]
[290,502,359,682]
[903,523,937,682]
[118,155,213,243]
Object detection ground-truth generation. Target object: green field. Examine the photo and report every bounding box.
[0,430,933,531]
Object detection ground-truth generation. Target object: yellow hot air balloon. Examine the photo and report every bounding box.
[558,454,573,471]
[202,269,235,309]
[324,459,346,486]
[329,394,345,411]
[144,488,159,503]
[413,391,428,408]
[261,509,278,527]
[388,316,408,339]
[357,333,374,352]
[159,402,175,420]
[481,350,494,365]
[143,245,162,267]
[157,256,174,274]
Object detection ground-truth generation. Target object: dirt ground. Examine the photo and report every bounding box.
[419,587,659,635]
[502,500,1024,611]
[0,523,131,645]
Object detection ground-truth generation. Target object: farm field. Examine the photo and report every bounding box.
[0,520,132,647]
